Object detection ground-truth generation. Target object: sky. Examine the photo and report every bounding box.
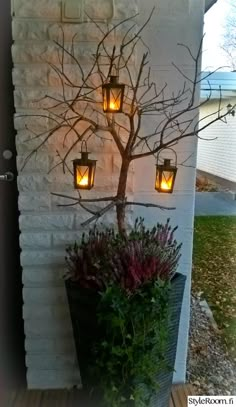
[202,0,232,71]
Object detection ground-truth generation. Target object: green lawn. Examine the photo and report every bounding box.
[192,216,236,355]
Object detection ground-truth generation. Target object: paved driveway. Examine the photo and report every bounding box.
[195,192,236,216]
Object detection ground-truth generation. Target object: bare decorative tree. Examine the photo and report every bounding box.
[20,11,235,234]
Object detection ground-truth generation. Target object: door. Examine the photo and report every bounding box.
[0,1,26,390]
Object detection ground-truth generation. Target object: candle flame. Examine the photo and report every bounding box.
[77,175,89,186]
[161,180,171,190]
[109,101,117,110]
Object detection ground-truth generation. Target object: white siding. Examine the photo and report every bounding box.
[197,98,236,182]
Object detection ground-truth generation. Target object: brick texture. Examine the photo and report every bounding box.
[12,0,201,389]
[13,0,137,389]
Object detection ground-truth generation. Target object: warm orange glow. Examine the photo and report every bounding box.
[161,179,172,190]
[78,177,89,186]
[73,154,96,190]
[109,101,117,110]
[102,78,125,113]
[76,171,89,187]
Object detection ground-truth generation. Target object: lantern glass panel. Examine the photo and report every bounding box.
[90,165,96,187]
[155,168,176,193]
[102,81,125,113]
[109,87,123,111]
[103,89,108,112]
[76,165,90,188]
[73,151,96,190]
[156,170,175,191]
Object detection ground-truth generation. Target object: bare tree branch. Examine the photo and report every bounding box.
[20,11,234,233]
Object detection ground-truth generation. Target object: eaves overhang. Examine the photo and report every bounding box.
[200,71,236,100]
[205,0,218,13]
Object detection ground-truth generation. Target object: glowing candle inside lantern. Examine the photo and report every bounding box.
[102,75,125,113]
[109,101,116,110]
[77,175,89,186]
[161,179,171,190]
[76,167,89,187]
[73,150,96,190]
[155,154,177,193]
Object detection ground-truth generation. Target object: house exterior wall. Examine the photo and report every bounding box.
[135,0,204,383]
[12,0,204,389]
[197,98,236,183]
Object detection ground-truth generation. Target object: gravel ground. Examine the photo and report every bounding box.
[187,294,236,396]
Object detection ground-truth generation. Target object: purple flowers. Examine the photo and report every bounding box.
[65,218,182,293]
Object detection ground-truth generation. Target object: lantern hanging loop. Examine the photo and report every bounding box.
[80,140,90,161]
[109,63,118,77]
[81,140,88,153]
[156,147,177,165]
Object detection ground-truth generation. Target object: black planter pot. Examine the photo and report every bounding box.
[65,282,101,389]
[65,272,186,407]
[150,272,186,407]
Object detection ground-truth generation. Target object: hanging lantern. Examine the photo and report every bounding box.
[102,74,125,113]
[73,142,96,190]
[155,148,177,193]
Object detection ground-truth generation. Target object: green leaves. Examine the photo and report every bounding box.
[91,280,171,406]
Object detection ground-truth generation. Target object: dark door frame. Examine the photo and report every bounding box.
[0,0,26,390]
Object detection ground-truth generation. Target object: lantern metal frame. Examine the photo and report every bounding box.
[155,148,178,193]
[73,141,97,190]
[102,74,125,113]
[227,103,235,117]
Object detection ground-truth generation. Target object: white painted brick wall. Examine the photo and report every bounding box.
[12,0,204,389]
[12,0,137,389]
[135,0,204,384]
[197,98,236,182]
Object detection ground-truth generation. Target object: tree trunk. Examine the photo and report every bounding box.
[116,158,130,235]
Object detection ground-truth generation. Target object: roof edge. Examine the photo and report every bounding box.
[205,0,218,13]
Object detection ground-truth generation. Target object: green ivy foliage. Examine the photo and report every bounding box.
[90,279,172,407]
